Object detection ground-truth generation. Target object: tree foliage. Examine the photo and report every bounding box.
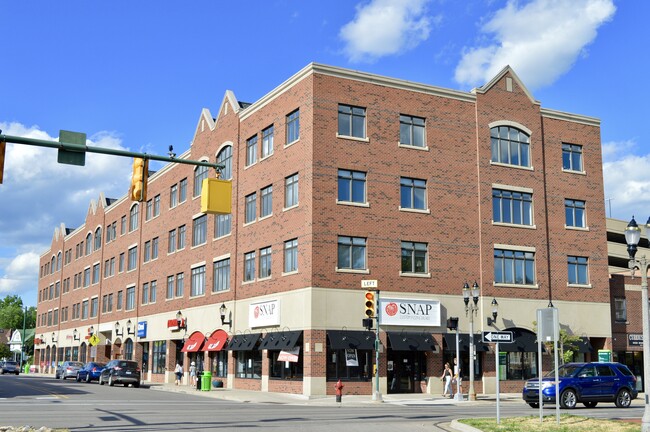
[0,295,36,330]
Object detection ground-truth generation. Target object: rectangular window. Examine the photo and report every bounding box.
[568,256,589,285]
[146,199,153,221]
[129,206,139,232]
[284,239,298,273]
[153,194,160,217]
[144,241,151,262]
[215,214,232,238]
[565,199,586,228]
[491,126,531,167]
[92,264,100,284]
[126,286,135,310]
[235,350,262,379]
[83,268,90,287]
[178,225,186,249]
[213,258,230,292]
[170,184,178,208]
[400,177,426,210]
[168,229,177,253]
[337,236,367,270]
[104,260,110,278]
[401,241,428,274]
[285,173,299,208]
[176,273,184,297]
[152,340,167,375]
[152,237,159,259]
[142,282,149,305]
[193,215,207,246]
[191,265,206,296]
[562,143,583,172]
[286,109,300,144]
[150,280,157,303]
[110,257,115,276]
[82,300,89,319]
[399,115,425,147]
[493,189,533,225]
[244,251,256,282]
[127,246,137,271]
[262,125,274,158]
[167,275,174,299]
[338,104,366,138]
[246,135,258,166]
[261,185,273,217]
[338,169,366,203]
[121,216,126,235]
[259,246,272,278]
[119,253,125,273]
[494,249,535,285]
[53,309,59,325]
[117,290,123,310]
[108,293,113,312]
[90,297,98,318]
[179,178,188,203]
[614,297,627,322]
[194,166,209,198]
[245,192,257,223]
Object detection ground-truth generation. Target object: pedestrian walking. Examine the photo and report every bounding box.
[440,362,453,398]
[454,357,463,397]
[174,362,183,386]
[190,361,197,386]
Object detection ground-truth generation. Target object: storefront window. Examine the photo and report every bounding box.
[72,346,79,362]
[124,339,134,361]
[326,348,372,381]
[505,352,537,380]
[269,351,303,380]
[141,342,149,372]
[80,343,87,364]
[152,341,167,374]
[236,351,262,379]
[64,347,71,362]
[210,351,228,378]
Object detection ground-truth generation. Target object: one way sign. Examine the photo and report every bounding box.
[482,331,513,343]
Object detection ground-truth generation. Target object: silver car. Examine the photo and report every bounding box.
[55,361,84,380]
[1,361,20,375]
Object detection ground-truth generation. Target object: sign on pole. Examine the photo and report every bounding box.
[482,331,513,343]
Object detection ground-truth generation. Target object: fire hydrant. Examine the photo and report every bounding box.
[335,379,344,405]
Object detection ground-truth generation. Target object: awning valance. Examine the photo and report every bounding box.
[387,331,437,351]
[181,331,205,353]
[259,330,302,351]
[204,329,229,352]
[327,330,375,350]
[226,333,262,351]
[443,333,489,352]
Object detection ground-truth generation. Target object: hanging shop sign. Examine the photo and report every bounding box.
[249,299,280,328]
[138,321,147,338]
[278,347,300,363]
[378,298,441,327]
[629,334,643,347]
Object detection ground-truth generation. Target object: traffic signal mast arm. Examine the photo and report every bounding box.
[0,132,224,171]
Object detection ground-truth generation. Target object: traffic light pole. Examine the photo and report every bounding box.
[0,132,224,171]
[373,289,382,402]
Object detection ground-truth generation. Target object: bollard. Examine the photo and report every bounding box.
[335,379,344,406]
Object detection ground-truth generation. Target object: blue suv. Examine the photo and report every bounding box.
[522,362,637,409]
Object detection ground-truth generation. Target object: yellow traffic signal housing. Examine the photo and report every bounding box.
[0,140,5,184]
[364,291,375,318]
[129,158,149,202]
[200,178,232,215]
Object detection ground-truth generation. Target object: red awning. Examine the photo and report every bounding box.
[204,329,229,352]
[181,331,205,352]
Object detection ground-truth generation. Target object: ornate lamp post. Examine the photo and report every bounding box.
[625,216,650,432]
[463,281,480,401]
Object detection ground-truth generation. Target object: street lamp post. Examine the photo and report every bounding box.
[625,216,650,432]
[463,281,480,401]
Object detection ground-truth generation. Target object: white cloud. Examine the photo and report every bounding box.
[340,0,434,62]
[602,139,650,220]
[0,122,133,305]
[454,0,615,89]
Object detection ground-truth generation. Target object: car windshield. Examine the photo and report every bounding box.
[543,364,582,378]
[5,361,18,366]
[70,362,84,367]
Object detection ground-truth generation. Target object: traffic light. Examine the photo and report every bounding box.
[129,158,149,202]
[364,291,375,318]
[0,140,5,184]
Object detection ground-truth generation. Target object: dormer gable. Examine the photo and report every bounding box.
[472,65,539,106]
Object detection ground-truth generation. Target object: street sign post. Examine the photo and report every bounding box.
[482,331,513,343]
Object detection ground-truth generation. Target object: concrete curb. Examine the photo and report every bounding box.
[450,419,483,432]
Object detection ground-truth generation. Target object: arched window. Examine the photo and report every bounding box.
[94,227,102,251]
[217,145,233,180]
[194,164,209,197]
[80,342,87,363]
[50,257,55,274]
[129,204,139,232]
[490,125,530,167]
[56,252,62,271]
[85,233,92,255]
[124,339,134,361]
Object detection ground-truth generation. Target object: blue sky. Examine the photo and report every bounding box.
[1,0,648,307]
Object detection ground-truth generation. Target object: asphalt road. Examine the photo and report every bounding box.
[0,375,644,431]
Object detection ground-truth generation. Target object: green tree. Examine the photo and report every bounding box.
[0,295,25,330]
[0,342,11,360]
[533,321,582,364]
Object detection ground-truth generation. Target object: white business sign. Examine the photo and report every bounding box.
[378,298,441,327]
[249,299,280,328]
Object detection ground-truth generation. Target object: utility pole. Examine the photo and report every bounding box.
[21,307,27,366]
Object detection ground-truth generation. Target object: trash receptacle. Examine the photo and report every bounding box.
[196,371,202,390]
[201,371,212,391]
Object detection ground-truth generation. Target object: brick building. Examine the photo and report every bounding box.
[34,63,610,396]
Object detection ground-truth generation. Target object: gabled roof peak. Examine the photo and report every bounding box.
[472,65,539,105]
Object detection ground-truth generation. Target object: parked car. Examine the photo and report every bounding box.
[1,360,20,375]
[76,362,106,383]
[522,362,637,409]
[99,360,141,387]
[55,361,84,380]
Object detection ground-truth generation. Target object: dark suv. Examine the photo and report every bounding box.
[523,362,637,409]
[1,361,20,375]
[99,360,141,387]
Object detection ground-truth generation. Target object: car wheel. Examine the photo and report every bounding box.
[86,373,91,383]
[99,376,104,385]
[108,375,114,387]
[615,389,632,408]
[76,374,81,382]
[62,375,67,380]
[528,402,539,408]
[560,389,577,409]
[133,382,140,388]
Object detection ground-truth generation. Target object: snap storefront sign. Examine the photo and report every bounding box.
[379,298,441,327]
[249,300,280,328]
